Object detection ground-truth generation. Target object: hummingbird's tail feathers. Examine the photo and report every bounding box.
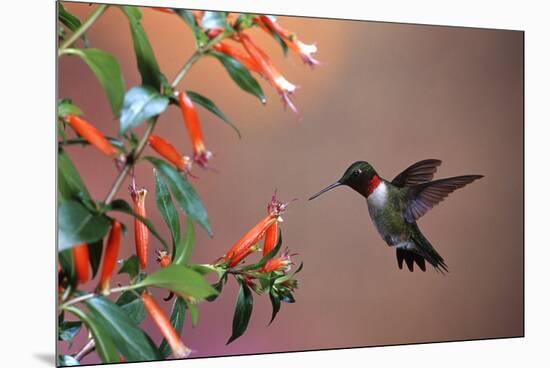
[410,225,449,273]
[404,175,484,223]
[396,248,426,272]
[391,159,442,188]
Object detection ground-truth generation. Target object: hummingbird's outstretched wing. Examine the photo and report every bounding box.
[391,159,442,187]
[403,175,484,223]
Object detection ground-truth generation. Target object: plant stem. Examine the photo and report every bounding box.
[102,30,232,205]
[58,4,109,53]
[59,284,140,310]
[74,339,96,362]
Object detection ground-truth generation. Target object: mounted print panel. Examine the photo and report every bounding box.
[57,1,523,366]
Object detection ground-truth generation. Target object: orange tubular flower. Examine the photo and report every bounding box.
[148,135,192,174]
[178,92,213,168]
[222,193,291,267]
[263,221,278,256]
[263,191,284,255]
[224,214,279,267]
[142,292,192,358]
[72,243,90,284]
[257,16,320,67]
[65,115,117,158]
[98,220,122,293]
[239,33,299,114]
[260,250,293,273]
[156,249,171,268]
[212,42,263,74]
[131,188,149,270]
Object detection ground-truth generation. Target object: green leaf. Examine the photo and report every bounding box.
[186,301,199,327]
[118,255,140,280]
[58,4,89,47]
[154,169,181,245]
[159,297,186,358]
[88,239,103,278]
[268,290,281,325]
[120,6,162,90]
[173,220,194,265]
[65,306,119,363]
[58,200,110,251]
[85,296,161,362]
[58,320,82,343]
[227,280,253,344]
[58,99,83,118]
[174,9,208,47]
[209,51,265,104]
[58,355,80,366]
[65,48,125,115]
[58,150,91,203]
[116,291,146,324]
[59,249,76,286]
[292,261,304,276]
[205,274,227,302]
[109,198,170,250]
[190,263,218,275]
[201,11,228,30]
[137,264,217,300]
[119,85,169,135]
[186,90,240,138]
[145,157,212,236]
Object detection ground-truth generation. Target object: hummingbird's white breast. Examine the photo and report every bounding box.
[366,181,387,209]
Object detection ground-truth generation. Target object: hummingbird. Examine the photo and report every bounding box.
[308,159,483,273]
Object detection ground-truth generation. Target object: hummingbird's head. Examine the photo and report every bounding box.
[308,161,378,200]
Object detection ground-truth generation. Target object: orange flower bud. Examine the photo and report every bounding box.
[239,33,299,114]
[156,249,171,268]
[131,188,149,270]
[212,42,263,74]
[148,135,192,174]
[65,115,117,158]
[72,243,90,284]
[260,250,293,273]
[141,292,191,358]
[98,220,122,293]
[178,91,213,168]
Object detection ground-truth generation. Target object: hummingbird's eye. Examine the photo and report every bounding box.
[352,169,361,177]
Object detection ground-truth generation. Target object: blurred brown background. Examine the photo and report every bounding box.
[58,2,523,363]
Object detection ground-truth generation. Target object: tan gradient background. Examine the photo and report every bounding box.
[58,2,524,363]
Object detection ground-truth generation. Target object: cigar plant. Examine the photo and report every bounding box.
[58,3,315,366]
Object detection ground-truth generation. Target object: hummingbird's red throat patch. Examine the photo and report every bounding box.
[366,175,381,197]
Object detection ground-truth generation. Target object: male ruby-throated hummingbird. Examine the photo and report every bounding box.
[308,159,483,273]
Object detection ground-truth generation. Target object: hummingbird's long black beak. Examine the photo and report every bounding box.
[308,182,342,200]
